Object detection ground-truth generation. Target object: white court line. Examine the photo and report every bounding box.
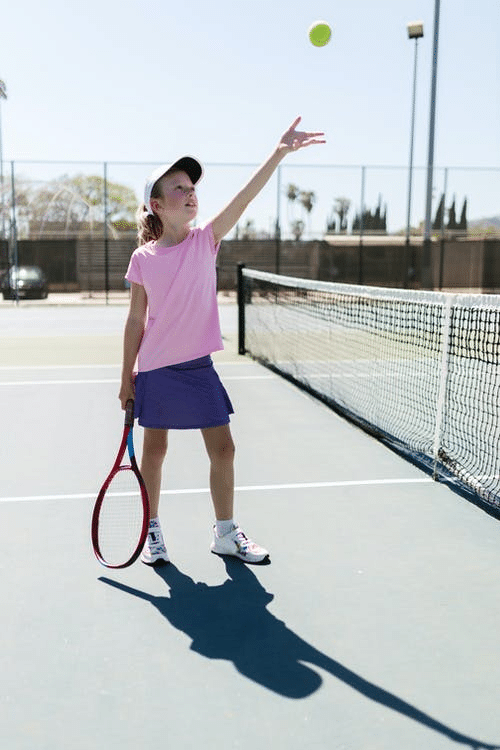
[0,375,274,386]
[0,477,432,503]
[223,375,274,381]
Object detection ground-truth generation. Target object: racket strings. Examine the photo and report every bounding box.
[97,467,147,567]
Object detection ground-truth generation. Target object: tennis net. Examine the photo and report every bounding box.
[238,266,500,515]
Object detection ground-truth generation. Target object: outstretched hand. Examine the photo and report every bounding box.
[211,116,325,245]
[277,116,326,154]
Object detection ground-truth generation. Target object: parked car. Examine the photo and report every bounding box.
[1,266,48,300]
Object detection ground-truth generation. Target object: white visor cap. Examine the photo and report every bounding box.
[144,156,204,216]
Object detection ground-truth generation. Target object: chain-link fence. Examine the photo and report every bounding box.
[0,159,499,295]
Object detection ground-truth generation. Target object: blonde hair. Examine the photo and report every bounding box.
[136,179,164,246]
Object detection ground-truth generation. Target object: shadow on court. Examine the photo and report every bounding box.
[100,561,499,750]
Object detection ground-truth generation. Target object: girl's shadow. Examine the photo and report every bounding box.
[100,561,498,749]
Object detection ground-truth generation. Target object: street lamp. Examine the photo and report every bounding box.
[405,21,424,251]
[423,0,441,263]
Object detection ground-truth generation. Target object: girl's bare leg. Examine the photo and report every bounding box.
[140,428,168,518]
[201,425,235,520]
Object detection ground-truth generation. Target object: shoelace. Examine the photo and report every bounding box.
[148,530,166,553]
[234,529,254,551]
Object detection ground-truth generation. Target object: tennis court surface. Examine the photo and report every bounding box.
[1,295,500,750]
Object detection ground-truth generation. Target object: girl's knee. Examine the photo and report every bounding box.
[143,429,168,461]
[208,436,235,464]
[220,438,235,460]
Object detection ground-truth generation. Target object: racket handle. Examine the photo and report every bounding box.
[125,399,135,427]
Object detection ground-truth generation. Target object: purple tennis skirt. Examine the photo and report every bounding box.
[133,355,234,430]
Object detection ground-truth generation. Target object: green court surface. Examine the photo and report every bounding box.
[1,301,500,750]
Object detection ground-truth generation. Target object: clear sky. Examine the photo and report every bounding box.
[1,0,499,234]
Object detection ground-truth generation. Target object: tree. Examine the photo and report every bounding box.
[285,183,300,220]
[458,198,468,231]
[433,193,445,231]
[11,173,138,238]
[241,219,256,240]
[299,190,316,235]
[333,197,351,233]
[447,196,458,231]
[374,196,381,229]
[373,195,387,232]
[351,200,387,234]
[291,219,305,241]
[382,204,388,232]
[286,183,299,202]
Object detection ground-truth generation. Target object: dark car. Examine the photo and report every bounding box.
[1,266,48,300]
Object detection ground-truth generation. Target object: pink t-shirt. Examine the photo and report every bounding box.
[125,223,223,372]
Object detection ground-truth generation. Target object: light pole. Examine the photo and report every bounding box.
[423,0,441,287]
[405,22,424,250]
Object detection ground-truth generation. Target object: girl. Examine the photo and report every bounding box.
[119,117,325,565]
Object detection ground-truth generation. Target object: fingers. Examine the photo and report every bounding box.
[295,130,326,140]
[280,118,326,151]
[119,386,135,410]
[303,136,327,145]
[287,116,324,140]
[291,136,327,151]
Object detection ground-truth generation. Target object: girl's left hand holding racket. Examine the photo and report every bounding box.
[91,399,150,568]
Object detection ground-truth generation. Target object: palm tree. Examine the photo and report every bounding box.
[285,183,300,239]
[291,219,305,241]
[286,183,300,205]
[334,197,351,233]
[285,183,299,223]
[299,191,316,236]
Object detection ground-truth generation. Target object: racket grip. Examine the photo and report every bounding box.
[125,399,135,427]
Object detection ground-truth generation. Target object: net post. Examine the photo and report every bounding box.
[237,263,246,355]
[432,295,453,479]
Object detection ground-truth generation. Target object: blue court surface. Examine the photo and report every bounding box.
[1,299,500,750]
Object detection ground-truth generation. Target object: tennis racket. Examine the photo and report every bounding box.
[91,399,150,568]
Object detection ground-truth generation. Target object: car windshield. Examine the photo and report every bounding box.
[9,268,42,282]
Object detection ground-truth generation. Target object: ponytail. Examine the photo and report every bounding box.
[136,204,163,246]
[136,177,166,245]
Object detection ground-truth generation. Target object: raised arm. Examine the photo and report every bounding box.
[211,117,325,246]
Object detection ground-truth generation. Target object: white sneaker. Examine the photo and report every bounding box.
[211,524,270,564]
[141,519,170,565]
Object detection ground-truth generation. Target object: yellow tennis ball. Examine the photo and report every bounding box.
[308,20,332,47]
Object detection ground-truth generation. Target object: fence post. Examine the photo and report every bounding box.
[237,263,246,355]
[438,167,448,290]
[103,161,109,304]
[358,166,366,285]
[10,161,18,304]
[275,165,281,275]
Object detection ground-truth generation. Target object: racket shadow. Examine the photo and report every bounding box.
[99,564,499,748]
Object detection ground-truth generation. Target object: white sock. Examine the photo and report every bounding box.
[149,516,160,527]
[216,519,235,537]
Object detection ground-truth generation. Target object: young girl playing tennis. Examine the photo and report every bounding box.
[119,117,325,565]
